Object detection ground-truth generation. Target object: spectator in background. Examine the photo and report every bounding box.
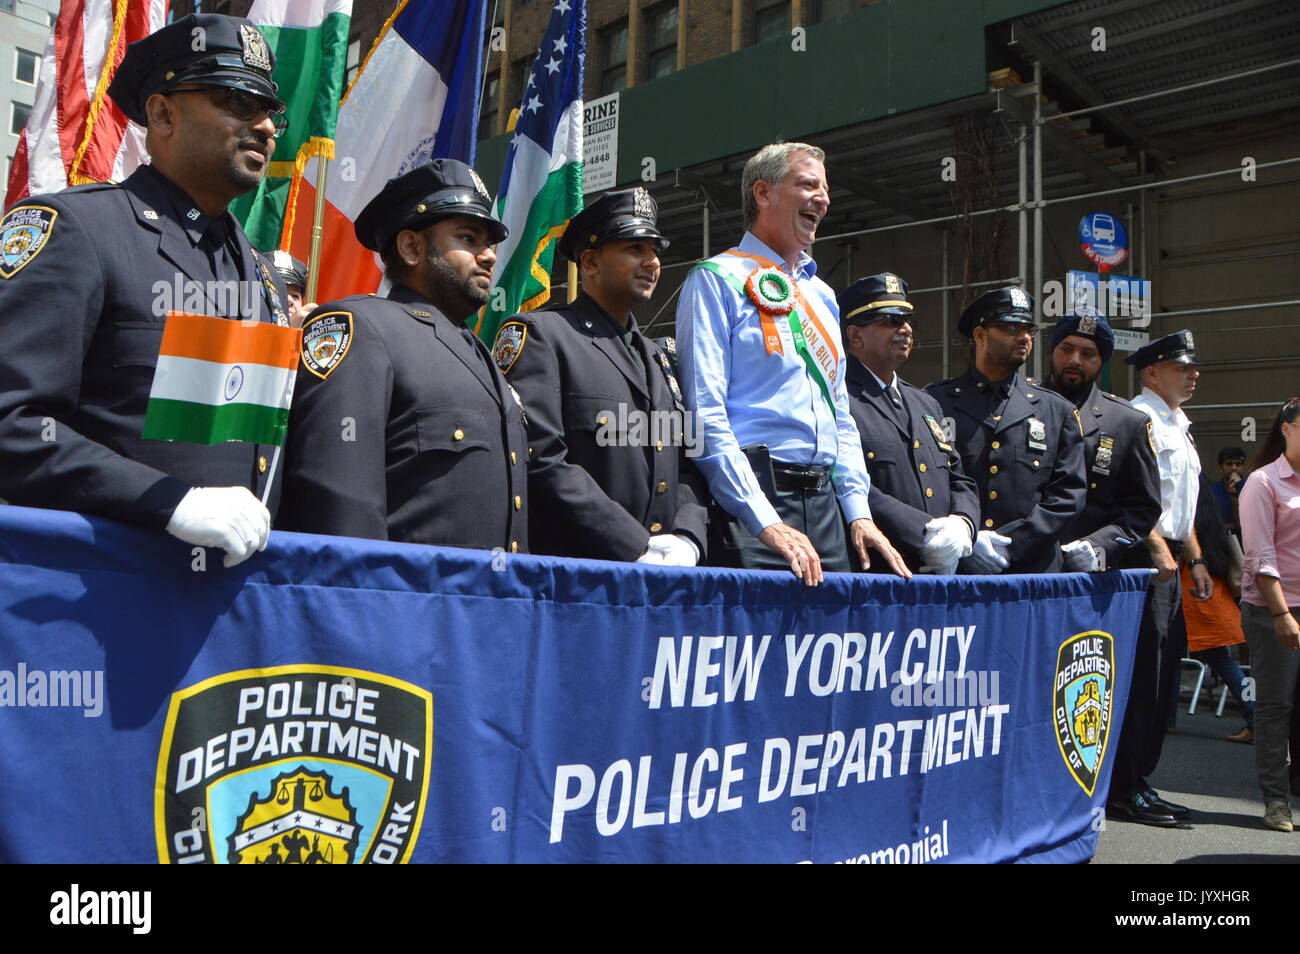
[1182,473,1254,744]
[1238,398,1300,832]
[1211,446,1246,542]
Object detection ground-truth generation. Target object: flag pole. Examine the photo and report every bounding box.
[260,443,283,507]
[305,154,330,303]
[567,261,578,303]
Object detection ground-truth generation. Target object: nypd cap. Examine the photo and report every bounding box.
[270,250,307,290]
[958,286,1035,337]
[108,14,284,127]
[1051,311,1115,363]
[353,159,508,253]
[838,273,913,325]
[1124,329,1198,369]
[558,187,668,260]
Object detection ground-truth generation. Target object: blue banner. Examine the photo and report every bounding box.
[0,506,1146,863]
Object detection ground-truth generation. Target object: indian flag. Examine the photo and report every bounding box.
[142,313,303,446]
[474,0,586,343]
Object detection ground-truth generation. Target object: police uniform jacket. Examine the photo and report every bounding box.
[497,293,707,561]
[0,165,290,527]
[926,368,1087,572]
[846,358,979,571]
[279,285,529,552]
[1051,382,1161,569]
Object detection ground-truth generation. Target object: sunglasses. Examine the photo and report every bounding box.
[988,320,1038,335]
[169,86,288,133]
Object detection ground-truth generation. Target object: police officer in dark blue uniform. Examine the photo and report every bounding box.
[1041,312,1161,572]
[0,14,292,567]
[1040,311,1176,826]
[493,188,707,564]
[279,160,530,553]
[926,287,1086,573]
[839,273,979,574]
[270,250,309,313]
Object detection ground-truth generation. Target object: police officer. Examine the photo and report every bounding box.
[839,274,978,574]
[1105,329,1211,826]
[0,14,293,567]
[926,288,1086,573]
[1039,315,1169,826]
[1041,312,1161,572]
[270,250,310,314]
[279,160,529,553]
[493,188,707,564]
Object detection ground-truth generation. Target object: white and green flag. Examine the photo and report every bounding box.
[230,0,352,252]
[474,0,586,344]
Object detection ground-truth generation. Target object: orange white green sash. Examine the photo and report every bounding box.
[692,249,841,417]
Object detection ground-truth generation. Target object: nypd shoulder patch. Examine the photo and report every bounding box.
[493,321,528,375]
[0,205,58,279]
[301,311,354,380]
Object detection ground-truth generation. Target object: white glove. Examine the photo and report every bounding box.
[166,486,271,568]
[1061,539,1103,573]
[635,534,700,567]
[919,515,973,573]
[966,530,1012,574]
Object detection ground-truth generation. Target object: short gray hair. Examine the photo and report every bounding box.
[741,142,826,230]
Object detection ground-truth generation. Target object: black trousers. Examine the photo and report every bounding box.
[711,483,851,573]
[1109,570,1185,799]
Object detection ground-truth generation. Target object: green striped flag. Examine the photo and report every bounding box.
[230,0,353,252]
[142,313,303,446]
[473,0,586,344]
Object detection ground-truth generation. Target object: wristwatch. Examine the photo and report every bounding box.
[1189,558,1207,567]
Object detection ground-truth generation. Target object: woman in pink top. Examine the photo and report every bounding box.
[1239,398,1300,832]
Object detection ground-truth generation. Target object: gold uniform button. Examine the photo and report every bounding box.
[991,441,1001,450]
[453,428,465,441]
[511,451,518,466]
[514,495,522,510]
[650,522,663,532]
[918,463,928,473]
[656,440,664,452]
[1033,459,1041,467]
[989,490,998,500]
[598,416,609,426]
[257,455,268,474]
[527,447,534,459]
[913,440,921,449]
[867,451,875,459]
[984,518,995,528]
[657,481,668,494]
[989,465,999,475]
[1090,481,1097,489]
[925,488,934,498]
[510,541,519,553]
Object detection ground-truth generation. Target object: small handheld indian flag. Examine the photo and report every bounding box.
[143,312,302,447]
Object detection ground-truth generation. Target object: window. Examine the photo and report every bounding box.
[809,0,853,23]
[0,0,16,15]
[479,72,499,140]
[11,101,31,136]
[600,21,628,95]
[345,38,361,88]
[15,49,38,85]
[508,55,530,116]
[754,0,789,42]
[646,4,678,81]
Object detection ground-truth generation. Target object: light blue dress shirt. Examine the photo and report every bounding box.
[676,232,873,535]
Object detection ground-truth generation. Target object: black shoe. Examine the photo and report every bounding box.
[1107,792,1178,827]
[1144,788,1190,818]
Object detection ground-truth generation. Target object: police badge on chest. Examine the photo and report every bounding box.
[1093,434,1115,475]
[1027,417,1048,452]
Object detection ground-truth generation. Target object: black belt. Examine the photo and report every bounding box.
[772,462,831,492]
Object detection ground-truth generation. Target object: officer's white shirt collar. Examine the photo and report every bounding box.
[1137,386,1190,429]
[868,367,899,392]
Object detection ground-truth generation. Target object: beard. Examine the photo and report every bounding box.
[1047,369,1093,404]
[425,253,490,319]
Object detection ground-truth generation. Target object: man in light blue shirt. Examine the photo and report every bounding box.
[676,142,908,585]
